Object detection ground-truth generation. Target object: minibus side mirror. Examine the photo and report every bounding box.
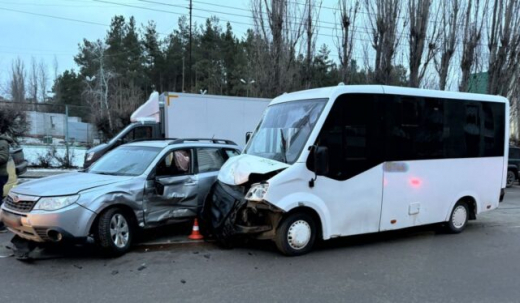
[245,132,253,144]
[314,146,329,176]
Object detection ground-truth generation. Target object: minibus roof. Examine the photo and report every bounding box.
[270,85,509,106]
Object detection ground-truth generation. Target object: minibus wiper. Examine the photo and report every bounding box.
[279,129,288,163]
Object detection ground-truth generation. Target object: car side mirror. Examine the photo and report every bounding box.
[245,132,253,144]
[314,146,329,176]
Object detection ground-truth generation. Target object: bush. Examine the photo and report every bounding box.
[0,103,28,139]
[54,147,76,169]
[34,145,77,169]
[35,146,56,168]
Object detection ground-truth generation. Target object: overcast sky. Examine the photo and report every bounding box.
[0,0,347,96]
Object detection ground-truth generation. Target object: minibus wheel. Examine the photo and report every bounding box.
[275,212,316,256]
[506,170,515,188]
[446,201,469,234]
[96,207,133,257]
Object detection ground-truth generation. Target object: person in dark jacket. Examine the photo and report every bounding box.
[0,127,12,232]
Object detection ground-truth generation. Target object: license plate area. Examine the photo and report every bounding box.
[2,210,22,228]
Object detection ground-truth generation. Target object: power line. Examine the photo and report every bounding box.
[0,6,109,26]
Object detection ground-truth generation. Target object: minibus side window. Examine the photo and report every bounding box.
[312,94,382,181]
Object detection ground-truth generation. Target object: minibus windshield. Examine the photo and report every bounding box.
[244,99,327,164]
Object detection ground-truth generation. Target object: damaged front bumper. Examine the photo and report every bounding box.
[204,181,283,241]
[0,203,95,243]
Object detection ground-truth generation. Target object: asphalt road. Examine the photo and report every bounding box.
[1,187,520,303]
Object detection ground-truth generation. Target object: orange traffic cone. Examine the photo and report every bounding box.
[188,219,204,240]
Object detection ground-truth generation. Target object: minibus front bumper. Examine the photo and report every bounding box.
[204,181,283,241]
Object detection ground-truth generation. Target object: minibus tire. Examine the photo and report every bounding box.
[506,170,515,188]
[96,207,133,257]
[275,212,316,256]
[446,201,469,234]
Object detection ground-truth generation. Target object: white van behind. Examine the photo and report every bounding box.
[205,85,509,256]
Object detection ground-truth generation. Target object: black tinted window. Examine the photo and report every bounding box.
[311,94,506,181]
[314,94,383,180]
[134,127,154,141]
[510,148,520,158]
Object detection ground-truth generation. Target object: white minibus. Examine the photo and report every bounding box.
[205,85,509,256]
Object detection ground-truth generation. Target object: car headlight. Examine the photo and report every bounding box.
[34,195,80,211]
[245,183,269,202]
[86,152,95,162]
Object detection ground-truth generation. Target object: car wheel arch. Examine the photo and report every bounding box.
[283,206,324,241]
[89,203,140,236]
[445,195,478,221]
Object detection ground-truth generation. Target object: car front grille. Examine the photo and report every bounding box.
[33,228,51,241]
[4,195,37,213]
[209,182,246,228]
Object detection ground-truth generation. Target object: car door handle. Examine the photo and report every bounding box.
[185,178,198,186]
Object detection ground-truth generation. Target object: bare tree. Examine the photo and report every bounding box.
[435,0,462,90]
[407,0,440,88]
[459,0,488,92]
[53,55,59,84]
[365,0,404,85]
[28,57,39,102]
[303,0,322,88]
[335,0,360,84]
[251,0,306,95]
[487,0,520,96]
[39,59,49,102]
[83,40,116,133]
[9,57,26,103]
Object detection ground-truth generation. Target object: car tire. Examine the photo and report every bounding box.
[96,208,133,257]
[274,212,316,256]
[506,170,516,188]
[445,201,469,234]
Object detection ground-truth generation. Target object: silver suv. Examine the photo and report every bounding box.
[0,139,240,256]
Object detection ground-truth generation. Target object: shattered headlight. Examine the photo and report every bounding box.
[34,195,80,211]
[245,183,269,202]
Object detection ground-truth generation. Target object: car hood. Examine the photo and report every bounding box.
[12,172,134,197]
[218,154,289,186]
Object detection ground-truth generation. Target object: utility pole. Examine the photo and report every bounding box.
[189,0,192,92]
[65,104,70,166]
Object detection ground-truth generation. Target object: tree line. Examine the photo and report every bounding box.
[3,0,520,140]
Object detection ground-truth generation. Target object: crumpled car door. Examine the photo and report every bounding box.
[144,174,199,224]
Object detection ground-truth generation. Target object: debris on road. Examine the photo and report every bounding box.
[137,264,147,271]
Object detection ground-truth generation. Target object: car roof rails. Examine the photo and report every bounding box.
[132,138,178,143]
[169,138,237,145]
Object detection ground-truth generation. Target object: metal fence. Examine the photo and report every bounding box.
[0,101,99,147]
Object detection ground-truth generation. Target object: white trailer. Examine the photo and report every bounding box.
[161,92,271,148]
[84,92,270,167]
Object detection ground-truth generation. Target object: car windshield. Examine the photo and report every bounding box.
[244,99,327,164]
[108,124,134,145]
[88,146,161,176]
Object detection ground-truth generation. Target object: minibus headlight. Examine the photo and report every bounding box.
[34,195,79,211]
[245,183,269,202]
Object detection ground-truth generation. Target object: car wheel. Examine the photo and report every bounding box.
[446,201,469,234]
[506,170,515,188]
[97,208,133,257]
[274,212,316,256]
